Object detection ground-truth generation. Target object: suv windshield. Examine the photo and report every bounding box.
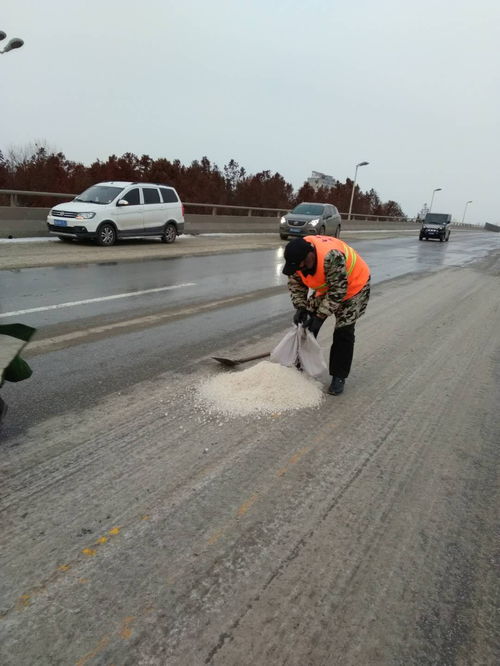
[75,185,124,205]
[424,214,447,225]
[292,204,325,216]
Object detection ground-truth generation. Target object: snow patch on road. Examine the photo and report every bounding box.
[0,237,59,244]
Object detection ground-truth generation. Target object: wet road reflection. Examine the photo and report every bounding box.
[1,232,497,329]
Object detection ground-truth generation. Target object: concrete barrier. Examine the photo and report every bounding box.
[0,207,52,237]
[0,206,479,239]
[0,208,286,238]
[185,215,417,234]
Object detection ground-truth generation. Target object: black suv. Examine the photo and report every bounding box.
[419,213,451,242]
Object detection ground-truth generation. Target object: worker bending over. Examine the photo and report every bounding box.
[282,235,370,395]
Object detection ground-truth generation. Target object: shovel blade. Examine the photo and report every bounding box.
[211,356,238,367]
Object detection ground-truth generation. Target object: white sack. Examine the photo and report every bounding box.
[270,327,299,367]
[271,326,329,381]
[297,328,329,380]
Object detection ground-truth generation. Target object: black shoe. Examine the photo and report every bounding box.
[328,377,345,395]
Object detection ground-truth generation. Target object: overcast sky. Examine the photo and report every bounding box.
[2,0,499,222]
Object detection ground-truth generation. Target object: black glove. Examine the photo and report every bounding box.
[307,315,325,338]
[293,308,309,326]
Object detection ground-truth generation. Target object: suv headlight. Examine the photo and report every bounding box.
[76,212,96,220]
[308,218,320,226]
[280,216,287,225]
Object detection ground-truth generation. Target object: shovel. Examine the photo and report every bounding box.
[211,351,270,367]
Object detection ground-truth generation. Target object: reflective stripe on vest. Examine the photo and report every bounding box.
[342,241,357,277]
[297,235,370,300]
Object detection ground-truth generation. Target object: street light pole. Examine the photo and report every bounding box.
[461,200,472,224]
[0,30,24,54]
[429,187,442,213]
[347,161,369,221]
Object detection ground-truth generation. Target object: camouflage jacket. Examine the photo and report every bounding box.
[287,249,348,318]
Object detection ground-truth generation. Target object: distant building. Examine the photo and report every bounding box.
[417,204,429,221]
[307,170,335,191]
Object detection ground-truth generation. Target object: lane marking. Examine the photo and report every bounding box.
[119,616,136,640]
[207,447,313,545]
[25,286,285,354]
[76,636,111,666]
[0,283,196,318]
[237,494,259,517]
[276,446,311,477]
[16,594,31,610]
[3,441,316,631]
[82,548,96,556]
[5,445,314,619]
[207,528,226,546]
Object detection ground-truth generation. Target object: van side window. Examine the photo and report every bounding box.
[122,188,140,205]
[160,187,179,203]
[142,188,161,204]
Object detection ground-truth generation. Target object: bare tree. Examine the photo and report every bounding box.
[5,139,58,169]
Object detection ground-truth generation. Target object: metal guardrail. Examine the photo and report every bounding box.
[0,189,409,223]
[0,189,78,206]
[183,202,289,217]
[0,189,289,216]
[0,188,479,227]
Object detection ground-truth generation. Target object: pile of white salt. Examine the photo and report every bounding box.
[197,360,324,417]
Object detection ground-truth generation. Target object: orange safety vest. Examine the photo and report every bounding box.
[297,236,370,300]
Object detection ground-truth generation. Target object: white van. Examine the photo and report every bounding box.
[47,181,184,246]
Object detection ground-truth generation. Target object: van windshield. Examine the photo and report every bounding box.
[75,185,124,204]
[424,214,448,225]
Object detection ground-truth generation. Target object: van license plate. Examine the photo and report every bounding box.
[54,219,67,226]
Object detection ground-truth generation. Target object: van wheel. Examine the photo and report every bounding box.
[58,236,73,242]
[162,223,176,244]
[96,223,117,246]
[279,234,288,240]
[335,224,341,238]
[319,226,326,235]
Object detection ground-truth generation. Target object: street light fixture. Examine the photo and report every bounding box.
[0,31,24,54]
[429,187,442,213]
[347,161,369,221]
[461,200,472,224]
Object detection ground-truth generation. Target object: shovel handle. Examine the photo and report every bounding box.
[212,351,271,367]
[237,352,271,363]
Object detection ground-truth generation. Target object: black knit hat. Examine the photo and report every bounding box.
[282,238,313,275]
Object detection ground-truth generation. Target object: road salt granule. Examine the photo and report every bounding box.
[197,360,324,417]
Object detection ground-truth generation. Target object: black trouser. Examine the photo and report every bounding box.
[329,323,355,379]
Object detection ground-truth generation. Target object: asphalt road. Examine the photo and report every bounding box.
[0,232,493,328]
[0,232,499,665]
[0,232,497,439]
